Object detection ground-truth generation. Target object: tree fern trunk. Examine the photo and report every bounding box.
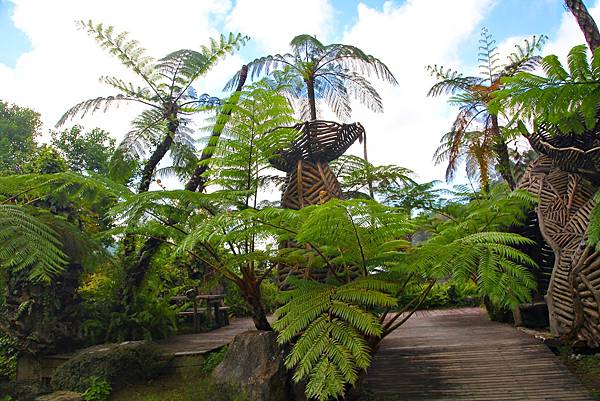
[306,77,317,121]
[120,236,163,308]
[566,0,600,51]
[185,65,248,192]
[241,279,272,331]
[491,114,516,190]
[117,67,250,318]
[118,116,178,311]
[137,119,177,193]
[362,132,375,199]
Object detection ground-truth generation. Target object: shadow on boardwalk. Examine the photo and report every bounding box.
[361,307,593,401]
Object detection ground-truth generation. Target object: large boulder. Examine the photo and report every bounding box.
[212,330,289,401]
[51,341,167,392]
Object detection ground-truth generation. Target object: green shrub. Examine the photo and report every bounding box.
[224,280,280,317]
[52,342,167,392]
[82,376,112,401]
[199,346,228,375]
[0,334,18,381]
[80,273,177,343]
[399,281,479,310]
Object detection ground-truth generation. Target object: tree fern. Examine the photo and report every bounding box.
[206,78,297,203]
[273,278,396,401]
[0,205,66,282]
[330,155,416,201]
[428,29,546,189]
[59,21,248,194]
[493,45,600,135]
[225,34,397,121]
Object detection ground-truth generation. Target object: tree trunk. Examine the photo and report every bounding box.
[490,114,516,189]
[119,236,163,308]
[306,77,317,121]
[566,0,600,51]
[185,65,248,192]
[242,280,272,331]
[137,118,178,193]
[117,115,178,311]
[362,132,375,199]
[117,67,249,317]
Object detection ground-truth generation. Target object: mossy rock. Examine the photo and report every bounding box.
[51,341,168,392]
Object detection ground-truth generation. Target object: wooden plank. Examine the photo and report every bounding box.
[360,308,593,400]
[156,317,256,356]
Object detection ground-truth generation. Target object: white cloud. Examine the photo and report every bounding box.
[7,0,591,189]
[339,0,494,183]
[0,0,249,189]
[543,0,600,60]
[0,0,236,140]
[225,0,335,54]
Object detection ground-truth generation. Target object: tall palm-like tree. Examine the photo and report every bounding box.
[427,29,545,190]
[566,0,600,50]
[60,21,248,193]
[226,34,398,121]
[434,127,495,191]
[60,21,248,306]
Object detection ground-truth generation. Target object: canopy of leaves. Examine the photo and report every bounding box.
[0,100,41,175]
[493,45,600,135]
[427,29,545,187]
[24,145,68,174]
[58,21,248,191]
[51,126,116,175]
[226,34,397,120]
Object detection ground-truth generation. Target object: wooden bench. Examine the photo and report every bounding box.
[172,293,230,332]
[217,306,230,326]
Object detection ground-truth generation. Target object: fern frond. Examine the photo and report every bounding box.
[78,20,160,94]
[0,205,66,282]
[56,95,130,127]
[273,278,396,400]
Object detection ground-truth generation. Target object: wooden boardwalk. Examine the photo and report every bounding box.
[156,317,257,356]
[361,308,593,400]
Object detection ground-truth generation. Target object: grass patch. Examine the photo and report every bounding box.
[109,370,246,401]
[559,346,600,400]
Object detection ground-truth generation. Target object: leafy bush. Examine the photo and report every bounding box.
[200,346,228,375]
[52,342,167,392]
[79,269,176,343]
[224,280,280,317]
[83,376,112,401]
[0,334,18,381]
[399,281,479,310]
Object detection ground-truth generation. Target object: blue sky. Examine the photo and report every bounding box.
[0,0,582,68]
[0,0,598,187]
[0,0,29,67]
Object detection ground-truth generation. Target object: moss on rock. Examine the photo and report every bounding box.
[51,341,167,392]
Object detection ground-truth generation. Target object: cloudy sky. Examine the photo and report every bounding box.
[0,0,598,188]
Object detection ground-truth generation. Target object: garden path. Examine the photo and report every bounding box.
[361,307,593,400]
[156,317,257,356]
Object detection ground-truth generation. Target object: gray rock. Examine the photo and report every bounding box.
[51,341,166,392]
[212,330,289,401]
[35,391,83,401]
